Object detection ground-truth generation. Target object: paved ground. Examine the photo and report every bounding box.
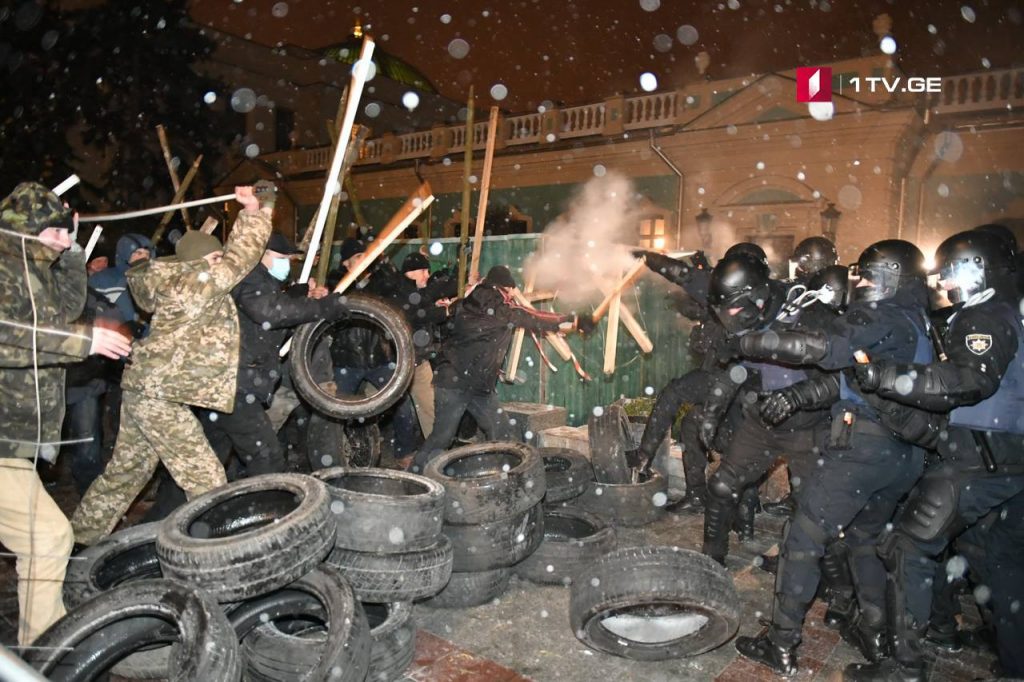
[1,464,997,681]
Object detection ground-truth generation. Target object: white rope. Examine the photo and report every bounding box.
[77,193,236,223]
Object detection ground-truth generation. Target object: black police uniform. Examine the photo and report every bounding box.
[847,295,1024,679]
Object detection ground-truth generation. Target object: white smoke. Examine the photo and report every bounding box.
[528,172,643,307]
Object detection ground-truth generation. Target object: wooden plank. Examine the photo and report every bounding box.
[468,106,500,283]
[316,124,370,283]
[591,257,646,323]
[510,289,573,361]
[155,125,193,229]
[603,294,622,374]
[457,86,474,297]
[596,281,654,353]
[525,290,556,303]
[504,267,537,383]
[152,154,202,244]
[199,217,218,235]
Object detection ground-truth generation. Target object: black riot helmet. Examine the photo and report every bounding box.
[708,253,773,335]
[972,223,1018,255]
[849,239,926,303]
[723,242,768,266]
[934,230,1017,304]
[792,236,839,281]
[809,264,849,312]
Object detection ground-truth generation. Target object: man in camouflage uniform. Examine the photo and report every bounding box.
[71,184,273,545]
[0,182,131,645]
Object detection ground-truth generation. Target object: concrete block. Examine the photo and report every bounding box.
[537,425,588,456]
[502,402,568,447]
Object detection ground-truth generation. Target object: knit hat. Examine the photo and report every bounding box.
[0,182,74,235]
[175,231,223,262]
[339,237,366,263]
[485,265,516,289]
[401,252,429,273]
[267,232,301,255]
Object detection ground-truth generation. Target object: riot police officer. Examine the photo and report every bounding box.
[792,236,839,282]
[732,240,932,675]
[844,230,1024,681]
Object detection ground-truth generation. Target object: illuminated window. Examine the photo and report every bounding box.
[638,216,667,250]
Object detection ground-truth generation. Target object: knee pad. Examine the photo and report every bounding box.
[876,530,927,573]
[708,465,741,502]
[899,475,961,543]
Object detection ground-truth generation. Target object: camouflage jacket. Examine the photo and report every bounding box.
[121,209,271,412]
[0,184,90,460]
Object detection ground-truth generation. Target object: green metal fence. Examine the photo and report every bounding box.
[372,234,695,426]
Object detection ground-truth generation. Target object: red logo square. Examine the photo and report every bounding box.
[796,67,832,102]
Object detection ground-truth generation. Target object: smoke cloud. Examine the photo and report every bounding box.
[527,172,642,307]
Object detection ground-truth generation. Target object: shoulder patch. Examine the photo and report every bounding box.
[965,333,993,355]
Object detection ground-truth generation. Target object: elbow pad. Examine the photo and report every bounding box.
[790,374,840,410]
[739,330,829,365]
[876,364,989,408]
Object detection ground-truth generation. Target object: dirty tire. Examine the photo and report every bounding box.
[444,503,545,572]
[514,507,616,585]
[569,546,740,660]
[573,470,668,527]
[364,602,415,682]
[26,579,239,681]
[236,565,371,682]
[420,568,512,609]
[540,448,593,503]
[290,293,415,420]
[307,413,382,470]
[326,536,453,602]
[588,402,633,484]
[314,466,445,553]
[157,474,335,602]
[423,442,545,525]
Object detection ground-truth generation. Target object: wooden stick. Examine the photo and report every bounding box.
[603,293,622,374]
[591,257,646,323]
[526,290,556,303]
[504,267,537,383]
[199,217,218,235]
[298,36,375,285]
[317,124,370,284]
[331,183,433,294]
[510,289,573,361]
[596,281,654,353]
[152,154,202,244]
[468,106,500,283]
[83,226,102,261]
[457,86,474,297]
[156,125,193,229]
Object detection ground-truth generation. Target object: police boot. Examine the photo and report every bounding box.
[732,487,758,543]
[840,617,890,664]
[821,541,856,630]
[923,622,960,652]
[735,630,798,677]
[763,493,796,518]
[665,487,706,515]
[702,496,735,566]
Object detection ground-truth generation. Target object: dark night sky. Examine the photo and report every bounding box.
[190,0,1023,112]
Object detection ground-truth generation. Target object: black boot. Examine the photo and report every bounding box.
[840,618,890,664]
[843,658,925,682]
[923,622,961,652]
[824,591,857,630]
[735,631,798,676]
[733,487,758,543]
[763,493,796,517]
[821,540,855,630]
[702,495,735,565]
[666,488,705,515]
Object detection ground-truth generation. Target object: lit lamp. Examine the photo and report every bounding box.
[695,208,712,252]
[820,202,841,244]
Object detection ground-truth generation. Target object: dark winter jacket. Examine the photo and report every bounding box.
[328,263,400,370]
[382,271,458,363]
[89,233,153,327]
[432,283,568,394]
[234,263,350,405]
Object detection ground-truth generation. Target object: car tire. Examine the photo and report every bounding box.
[419,568,512,610]
[157,474,335,602]
[540,448,593,503]
[514,507,616,585]
[573,470,668,527]
[364,602,415,682]
[569,546,740,660]
[326,537,454,603]
[444,503,544,572]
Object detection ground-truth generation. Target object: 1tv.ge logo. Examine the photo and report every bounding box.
[797,67,942,102]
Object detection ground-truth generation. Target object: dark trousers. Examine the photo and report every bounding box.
[769,428,924,647]
[703,415,822,561]
[64,380,107,495]
[411,387,508,472]
[639,370,713,496]
[336,365,420,456]
[144,397,286,521]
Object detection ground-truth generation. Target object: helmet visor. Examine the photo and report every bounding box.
[848,263,901,303]
[712,295,764,335]
[937,259,986,304]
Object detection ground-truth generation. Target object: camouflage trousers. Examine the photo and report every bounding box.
[71,391,227,546]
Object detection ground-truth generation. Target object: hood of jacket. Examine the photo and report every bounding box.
[115,233,154,270]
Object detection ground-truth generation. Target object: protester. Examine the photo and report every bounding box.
[0,182,131,645]
[71,184,273,546]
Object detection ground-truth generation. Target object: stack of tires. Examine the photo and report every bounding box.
[40,471,452,681]
[420,443,547,608]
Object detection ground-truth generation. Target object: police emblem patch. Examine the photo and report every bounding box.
[965,333,993,355]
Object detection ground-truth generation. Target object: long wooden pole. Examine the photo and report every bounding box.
[331,183,434,294]
[596,281,654,353]
[591,257,646,323]
[603,294,622,375]
[457,86,474,297]
[151,154,202,244]
[156,125,193,229]
[317,124,370,284]
[468,106,500,283]
[504,266,538,383]
[298,36,375,285]
[510,289,573,362]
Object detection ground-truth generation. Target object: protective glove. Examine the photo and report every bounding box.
[574,313,597,336]
[632,249,652,260]
[759,388,798,426]
[853,362,881,392]
[253,180,278,210]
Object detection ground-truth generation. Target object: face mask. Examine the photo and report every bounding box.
[268,257,291,281]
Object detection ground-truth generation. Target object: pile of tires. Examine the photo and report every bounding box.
[46,471,451,681]
[420,442,547,608]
